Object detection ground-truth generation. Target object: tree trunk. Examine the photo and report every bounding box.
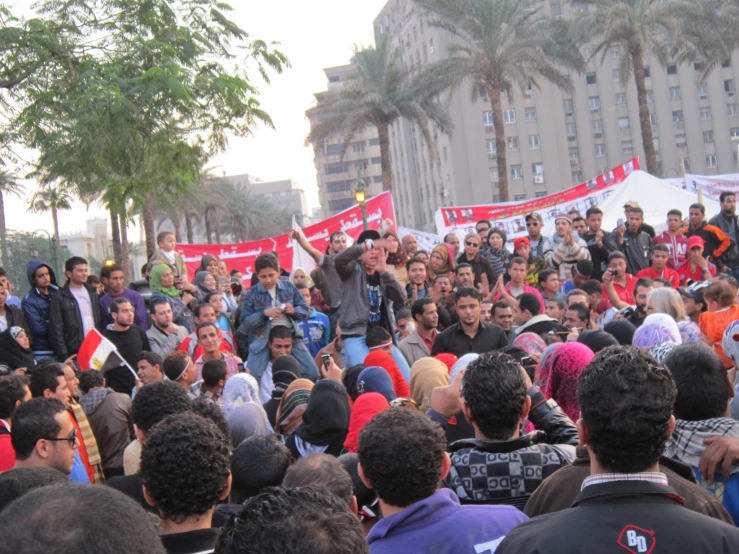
[204,207,213,244]
[51,207,60,247]
[110,207,122,263]
[142,193,156,259]
[185,214,194,244]
[0,191,7,268]
[377,121,393,192]
[630,42,658,176]
[488,83,509,202]
[118,206,132,284]
[215,216,222,245]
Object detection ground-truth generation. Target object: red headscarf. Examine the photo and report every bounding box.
[343,393,390,453]
[543,343,595,422]
[434,353,458,374]
[364,350,410,398]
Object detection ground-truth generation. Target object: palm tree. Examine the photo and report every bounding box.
[27,182,73,246]
[573,0,677,177]
[0,170,25,266]
[416,0,585,201]
[306,34,453,192]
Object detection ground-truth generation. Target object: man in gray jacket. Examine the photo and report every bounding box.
[399,298,438,367]
[335,230,411,382]
[605,207,653,275]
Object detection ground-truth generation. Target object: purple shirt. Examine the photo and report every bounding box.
[367,488,527,554]
[99,289,149,330]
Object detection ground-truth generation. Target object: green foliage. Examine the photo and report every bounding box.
[4,231,70,298]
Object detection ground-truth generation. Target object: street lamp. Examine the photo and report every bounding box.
[355,173,368,231]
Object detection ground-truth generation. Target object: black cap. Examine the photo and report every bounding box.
[357,230,381,244]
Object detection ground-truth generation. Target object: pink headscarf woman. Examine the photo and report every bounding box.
[542,342,595,421]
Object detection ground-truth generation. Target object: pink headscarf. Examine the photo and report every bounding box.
[543,343,595,421]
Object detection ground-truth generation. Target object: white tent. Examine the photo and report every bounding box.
[540,170,722,237]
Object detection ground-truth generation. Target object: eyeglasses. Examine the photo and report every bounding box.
[44,429,77,448]
[465,241,479,247]
[526,222,539,227]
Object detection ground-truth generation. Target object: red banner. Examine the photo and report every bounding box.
[437,157,639,226]
[177,191,396,282]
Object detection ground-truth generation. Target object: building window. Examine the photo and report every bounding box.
[734,152,739,165]
[352,142,366,153]
[669,86,681,100]
[371,157,381,164]
[643,66,651,78]
[616,93,627,107]
[695,61,705,72]
[326,144,342,156]
[592,120,603,133]
[619,117,630,128]
[622,145,634,156]
[647,90,654,103]
[586,72,597,85]
[569,149,580,163]
[329,198,354,211]
[429,38,434,54]
[667,64,677,75]
[610,46,621,57]
[697,83,709,98]
[731,127,739,138]
[329,75,340,83]
[325,162,349,174]
[511,165,523,180]
[572,171,583,184]
[704,131,714,143]
[525,108,537,121]
[486,139,496,153]
[563,99,574,114]
[489,167,499,182]
[673,110,684,123]
[528,135,540,149]
[483,111,494,125]
[700,108,712,121]
[532,162,544,176]
[373,176,382,184]
[726,80,736,94]
[588,96,600,109]
[327,180,350,193]
[369,138,380,146]
[707,155,717,168]
[650,113,657,126]
[595,143,606,157]
[504,109,516,124]
[507,136,519,151]
[443,146,448,161]
[566,123,577,137]
[514,194,527,201]
[676,134,687,147]
[612,69,621,80]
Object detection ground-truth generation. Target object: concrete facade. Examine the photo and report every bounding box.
[221,174,311,225]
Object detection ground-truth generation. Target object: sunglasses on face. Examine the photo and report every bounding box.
[44,428,77,448]
[526,222,539,227]
[466,241,479,247]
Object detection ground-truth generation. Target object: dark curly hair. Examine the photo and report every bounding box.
[462,351,527,440]
[578,346,676,473]
[664,342,729,421]
[78,370,104,395]
[357,407,445,508]
[0,467,70,512]
[191,397,230,440]
[0,375,29,419]
[131,380,192,434]
[140,412,230,521]
[231,435,293,502]
[214,487,368,554]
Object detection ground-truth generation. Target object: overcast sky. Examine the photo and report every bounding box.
[5,0,387,236]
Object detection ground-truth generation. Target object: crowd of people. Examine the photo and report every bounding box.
[3,193,739,552]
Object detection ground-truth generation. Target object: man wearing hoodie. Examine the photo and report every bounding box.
[358,407,527,554]
[664,342,739,524]
[78,369,133,480]
[22,260,59,360]
[428,351,577,509]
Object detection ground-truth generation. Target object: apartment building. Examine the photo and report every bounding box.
[222,174,311,225]
[308,64,385,220]
[370,0,739,232]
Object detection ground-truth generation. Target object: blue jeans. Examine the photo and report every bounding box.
[728,268,739,283]
[343,336,411,383]
[248,341,319,382]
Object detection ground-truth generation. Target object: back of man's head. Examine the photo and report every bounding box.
[78,370,105,395]
[366,326,392,350]
[578,346,676,473]
[461,351,527,440]
[0,467,69,512]
[11,398,65,460]
[231,435,293,502]
[339,453,377,513]
[202,359,227,387]
[0,375,29,419]
[28,363,64,398]
[140,412,230,521]
[664,342,730,421]
[215,487,368,554]
[131,380,192,436]
[283,453,353,505]
[358,407,445,508]
[518,293,541,316]
[0,483,166,554]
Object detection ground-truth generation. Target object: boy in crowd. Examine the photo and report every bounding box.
[149,231,187,279]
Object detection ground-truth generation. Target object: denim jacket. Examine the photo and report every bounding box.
[238,279,309,354]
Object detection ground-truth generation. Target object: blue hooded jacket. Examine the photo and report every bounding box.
[21,260,59,353]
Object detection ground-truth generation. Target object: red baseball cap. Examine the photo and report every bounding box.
[687,236,705,249]
[513,237,530,250]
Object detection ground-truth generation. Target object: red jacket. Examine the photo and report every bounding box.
[0,421,15,472]
[653,231,688,268]
[636,266,680,288]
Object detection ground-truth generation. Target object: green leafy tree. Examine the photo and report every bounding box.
[415,0,585,201]
[0,170,25,267]
[27,182,73,246]
[306,35,453,193]
[573,0,677,176]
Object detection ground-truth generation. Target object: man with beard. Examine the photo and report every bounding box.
[604,276,654,328]
[709,191,739,279]
[104,298,150,396]
[400,298,439,367]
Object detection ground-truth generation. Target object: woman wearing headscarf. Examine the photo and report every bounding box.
[356,366,396,403]
[290,267,329,314]
[193,270,218,301]
[632,323,680,350]
[149,263,195,331]
[543,342,595,421]
[286,379,350,458]
[604,319,637,346]
[410,358,449,412]
[276,379,314,435]
[536,343,561,390]
[261,355,300,427]
[343,393,390,453]
[0,327,36,375]
[383,232,409,288]
[341,364,366,403]
[222,373,261,414]
[199,254,220,275]
[481,228,512,282]
[641,313,682,345]
[364,350,410,398]
[227,403,273,448]
[434,353,458,374]
[577,330,619,353]
[428,243,456,283]
[449,353,479,384]
[512,332,548,357]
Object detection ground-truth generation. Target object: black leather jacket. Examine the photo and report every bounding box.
[49,283,101,360]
